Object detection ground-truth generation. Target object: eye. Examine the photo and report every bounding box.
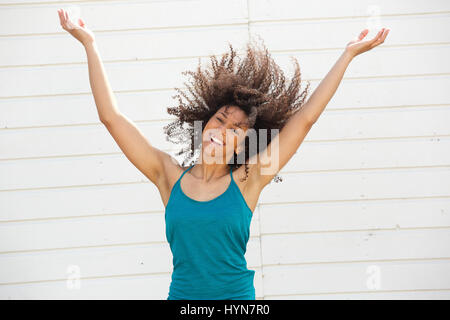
[216,116,223,123]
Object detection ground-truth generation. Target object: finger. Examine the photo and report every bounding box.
[58,9,67,28]
[378,28,389,40]
[60,9,66,24]
[370,28,389,48]
[376,28,385,40]
[358,29,369,40]
[370,28,384,44]
[382,28,390,41]
[376,28,389,45]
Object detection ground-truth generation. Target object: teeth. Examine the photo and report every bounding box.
[211,135,223,145]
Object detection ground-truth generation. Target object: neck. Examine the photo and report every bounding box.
[191,161,230,183]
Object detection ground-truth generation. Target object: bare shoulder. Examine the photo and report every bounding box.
[232,159,266,213]
[155,152,189,207]
[157,153,183,185]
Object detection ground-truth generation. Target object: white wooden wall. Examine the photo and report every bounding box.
[1,0,449,299]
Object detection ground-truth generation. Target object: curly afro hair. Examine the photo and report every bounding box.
[163,37,310,183]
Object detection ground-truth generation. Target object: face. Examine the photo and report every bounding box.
[202,105,249,165]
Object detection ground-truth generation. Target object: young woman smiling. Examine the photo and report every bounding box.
[57,8,389,300]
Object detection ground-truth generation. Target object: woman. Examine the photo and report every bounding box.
[57,8,389,300]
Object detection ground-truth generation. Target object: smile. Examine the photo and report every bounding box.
[210,134,224,146]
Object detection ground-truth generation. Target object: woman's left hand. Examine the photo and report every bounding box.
[345,28,390,58]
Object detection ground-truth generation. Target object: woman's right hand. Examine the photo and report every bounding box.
[57,8,95,46]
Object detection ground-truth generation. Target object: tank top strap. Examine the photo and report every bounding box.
[181,164,194,178]
[177,164,234,190]
[176,164,194,186]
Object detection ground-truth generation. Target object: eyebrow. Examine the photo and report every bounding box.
[219,111,247,128]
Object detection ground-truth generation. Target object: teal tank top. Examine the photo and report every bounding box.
[165,164,255,300]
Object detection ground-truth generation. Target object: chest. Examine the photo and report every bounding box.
[165,190,252,244]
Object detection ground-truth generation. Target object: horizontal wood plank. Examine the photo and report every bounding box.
[262,259,450,295]
[0,238,261,284]
[260,228,450,265]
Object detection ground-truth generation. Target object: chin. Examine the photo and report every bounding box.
[202,145,229,162]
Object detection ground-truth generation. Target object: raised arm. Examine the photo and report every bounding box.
[57,8,170,185]
[252,27,390,188]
